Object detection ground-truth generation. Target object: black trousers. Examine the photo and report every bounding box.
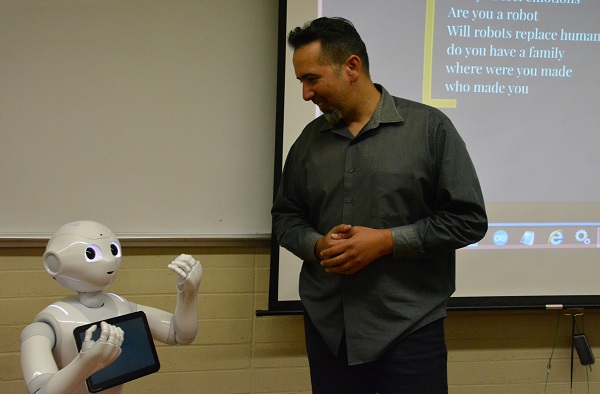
[304,314,448,394]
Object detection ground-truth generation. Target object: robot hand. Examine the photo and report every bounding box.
[168,254,203,298]
[80,321,124,373]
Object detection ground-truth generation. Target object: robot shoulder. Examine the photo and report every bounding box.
[21,321,56,345]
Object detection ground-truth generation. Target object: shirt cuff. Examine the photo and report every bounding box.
[390,225,420,259]
[302,231,323,264]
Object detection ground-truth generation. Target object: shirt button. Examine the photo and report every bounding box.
[349,168,355,173]
[347,197,353,203]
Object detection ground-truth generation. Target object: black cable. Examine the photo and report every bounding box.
[570,315,575,392]
[544,310,561,393]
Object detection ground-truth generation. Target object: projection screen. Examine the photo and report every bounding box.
[266,0,600,314]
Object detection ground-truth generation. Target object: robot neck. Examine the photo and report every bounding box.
[78,292,105,308]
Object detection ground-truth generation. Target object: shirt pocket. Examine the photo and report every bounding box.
[369,172,428,227]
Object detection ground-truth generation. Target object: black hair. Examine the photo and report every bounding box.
[288,17,370,76]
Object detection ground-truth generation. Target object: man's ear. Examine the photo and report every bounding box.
[344,55,362,82]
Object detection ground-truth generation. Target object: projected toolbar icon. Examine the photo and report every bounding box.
[548,230,564,246]
[520,231,535,246]
[575,229,591,245]
[493,230,508,246]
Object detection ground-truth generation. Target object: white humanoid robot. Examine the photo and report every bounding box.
[20,220,203,394]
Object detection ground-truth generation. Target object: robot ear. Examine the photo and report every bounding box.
[43,253,61,276]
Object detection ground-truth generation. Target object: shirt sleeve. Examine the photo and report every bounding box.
[390,115,488,259]
[271,141,322,264]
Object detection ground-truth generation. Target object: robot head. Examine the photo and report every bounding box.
[43,221,122,293]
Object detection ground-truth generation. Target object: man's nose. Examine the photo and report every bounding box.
[302,84,314,102]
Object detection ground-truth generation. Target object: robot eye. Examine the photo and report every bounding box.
[85,245,104,262]
[110,242,121,257]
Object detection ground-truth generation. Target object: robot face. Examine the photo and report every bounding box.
[43,221,122,293]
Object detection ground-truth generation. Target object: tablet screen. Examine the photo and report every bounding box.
[73,311,160,393]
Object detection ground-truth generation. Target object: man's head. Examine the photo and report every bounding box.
[289,17,371,124]
[288,17,370,77]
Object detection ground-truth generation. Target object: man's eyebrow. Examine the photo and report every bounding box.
[297,73,318,82]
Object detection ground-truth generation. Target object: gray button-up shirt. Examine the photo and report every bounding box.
[272,85,487,364]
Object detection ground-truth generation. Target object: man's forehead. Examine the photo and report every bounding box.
[293,41,322,62]
[293,42,329,76]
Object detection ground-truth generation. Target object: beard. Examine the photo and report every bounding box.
[323,107,343,126]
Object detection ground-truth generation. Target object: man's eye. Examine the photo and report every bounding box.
[300,77,317,85]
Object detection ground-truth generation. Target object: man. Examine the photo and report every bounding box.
[272,17,487,393]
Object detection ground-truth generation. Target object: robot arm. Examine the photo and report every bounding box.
[21,322,57,394]
[141,254,202,345]
[21,321,124,394]
[170,254,203,345]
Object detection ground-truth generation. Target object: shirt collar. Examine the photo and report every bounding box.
[317,84,404,134]
[371,84,404,126]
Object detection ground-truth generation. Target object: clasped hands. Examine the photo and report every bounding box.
[315,224,393,275]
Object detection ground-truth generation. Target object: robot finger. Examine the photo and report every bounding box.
[99,321,111,342]
[105,325,123,346]
[115,327,125,347]
[84,324,98,342]
[175,254,197,267]
[168,263,189,279]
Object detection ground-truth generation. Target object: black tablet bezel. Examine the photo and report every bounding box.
[73,311,160,393]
